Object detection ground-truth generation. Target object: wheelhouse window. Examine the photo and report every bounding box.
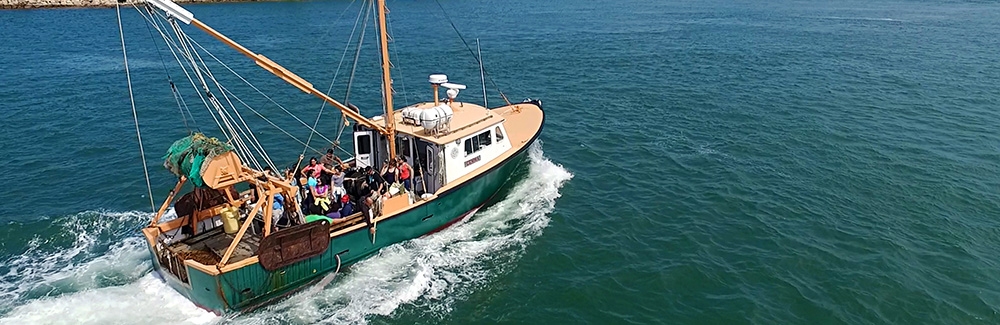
[357,135,371,155]
[397,137,411,157]
[495,126,504,142]
[464,130,493,156]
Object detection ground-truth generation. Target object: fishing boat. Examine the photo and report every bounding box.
[122,0,544,314]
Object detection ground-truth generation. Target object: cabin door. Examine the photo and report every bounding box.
[397,136,414,167]
[354,131,374,168]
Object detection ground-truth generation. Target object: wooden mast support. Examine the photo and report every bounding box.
[376,0,397,162]
[263,189,275,237]
[151,176,187,226]
[187,19,389,136]
[218,193,267,267]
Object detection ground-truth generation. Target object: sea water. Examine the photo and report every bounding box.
[3,0,1000,324]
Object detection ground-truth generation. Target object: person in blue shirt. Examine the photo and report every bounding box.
[272,193,285,226]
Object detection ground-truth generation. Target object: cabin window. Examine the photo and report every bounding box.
[465,138,475,155]
[357,135,371,155]
[463,130,493,156]
[478,131,492,147]
[397,137,411,157]
[495,126,504,142]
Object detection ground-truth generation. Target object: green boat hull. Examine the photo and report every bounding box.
[147,148,530,314]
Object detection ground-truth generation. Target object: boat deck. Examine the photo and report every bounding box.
[168,227,261,266]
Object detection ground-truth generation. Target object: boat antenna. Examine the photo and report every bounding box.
[477,38,487,107]
[118,1,156,212]
[432,0,512,107]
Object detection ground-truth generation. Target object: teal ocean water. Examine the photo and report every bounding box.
[3,0,1000,323]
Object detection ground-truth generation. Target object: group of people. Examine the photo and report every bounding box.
[295,149,414,225]
[297,150,352,220]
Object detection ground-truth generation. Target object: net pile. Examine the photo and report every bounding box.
[163,133,233,187]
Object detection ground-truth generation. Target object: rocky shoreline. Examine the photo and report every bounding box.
[0,0,262,9]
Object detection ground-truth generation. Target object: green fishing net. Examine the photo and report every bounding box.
[163,133,234,187]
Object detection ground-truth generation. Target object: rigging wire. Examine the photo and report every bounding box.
[137,2,376,174]
[216,79,326,155]
[385,7,410,106]
[117,3,156,212]
[431,0,513,107]
[166,17,261,170]
[184,35,344,148]
[188,38,275,172]
[143,5,348,164]
[136,4,197,133]
[185,31,279,172]
[478,39,487,108]
[304,0,365,157]
[164,14,234,144]
[344,0,372,108]
[137,6,228,140]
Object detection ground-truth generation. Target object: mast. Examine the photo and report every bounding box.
[376,0,397,162]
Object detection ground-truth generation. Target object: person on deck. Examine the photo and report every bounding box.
[365,167,386,196]
[272,193,285,227]
[330,166,347,198]
[339,194,354,217]
[320,149,349,171]
[396,157,412,191]
[357,182,378,235]
[325,195,342,220]
[301,157,324,183]
[359,167,386,221]
[311,176,332,214]
[303,170,320,214]
[381,161,397,185]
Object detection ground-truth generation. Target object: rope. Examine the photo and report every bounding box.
[143,5,349,168]
[118,3,156,212]
[432,0,513,107]
[183,33,354,159]
[161,14,232,143]
[173,21,260,170]
[139,7,336,160]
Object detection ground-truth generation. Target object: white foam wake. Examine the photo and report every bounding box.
[0,274,217,325]
[0,210,216,325]
[0,211,153,308]
[235,143,572,324]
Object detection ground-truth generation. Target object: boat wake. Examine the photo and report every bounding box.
[0,144,571,325]
[0,211,215,325]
